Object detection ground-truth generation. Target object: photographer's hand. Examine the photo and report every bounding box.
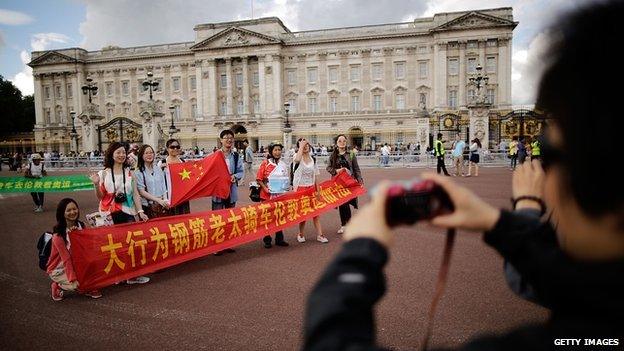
[512,160,545,211]
[343,181,393,249]
[421,173,500,232]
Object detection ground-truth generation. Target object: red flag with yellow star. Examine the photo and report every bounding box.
[167,152,231,207]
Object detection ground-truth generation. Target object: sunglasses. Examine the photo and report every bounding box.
[168,145,181,149]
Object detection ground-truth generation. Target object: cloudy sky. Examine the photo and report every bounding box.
[0,0,598,104]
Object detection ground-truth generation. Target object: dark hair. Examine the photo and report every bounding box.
[472,138,482,148]
[243,139,249,144]
[104,142,127,169]
[53,198,80,243]
[136,144,154,172]
[166,139,180,148]
[536,1,623,219]
[437,133,443,139]
[267,142,283,161]
[329,134,349,167]
[512,136,518,141]
[220,129,234,139]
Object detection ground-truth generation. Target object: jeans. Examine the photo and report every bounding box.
[30,192,44,207]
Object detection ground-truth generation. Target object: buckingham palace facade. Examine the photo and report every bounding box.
[29,7,516,153]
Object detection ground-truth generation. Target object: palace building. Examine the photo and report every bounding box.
[29,8,519,153]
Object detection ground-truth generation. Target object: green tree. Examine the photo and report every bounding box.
[0,75,35,135]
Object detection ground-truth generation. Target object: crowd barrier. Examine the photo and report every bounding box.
[1,151,515,171]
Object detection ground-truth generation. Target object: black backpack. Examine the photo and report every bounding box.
[36,232,53,270]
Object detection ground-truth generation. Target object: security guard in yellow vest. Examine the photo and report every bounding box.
[435,133,450,176]
[531,137,542,161]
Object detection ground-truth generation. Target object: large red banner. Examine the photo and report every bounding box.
[69,172,365,291]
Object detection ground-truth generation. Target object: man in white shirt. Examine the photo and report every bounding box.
[451,134,466,176]
[25,153,47,212]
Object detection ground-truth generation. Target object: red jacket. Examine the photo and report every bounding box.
[46,234,77,282]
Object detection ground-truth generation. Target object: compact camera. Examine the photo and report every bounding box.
[114,192,128,204]
[382,179,454,227]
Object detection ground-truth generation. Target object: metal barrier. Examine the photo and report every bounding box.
[7,151,515,171]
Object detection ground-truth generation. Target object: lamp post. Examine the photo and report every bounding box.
[468,64,489,104]
[81,77,98,103]
[69,110,78,153]
[168,105,179,137]
[282,102,292,150]
[142,71,159,100]
[283,102,291,129]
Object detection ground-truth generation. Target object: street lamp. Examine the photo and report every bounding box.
[168,105,178,137]
[69,110,78,153]
[283,102,291,129]
[142,71,159,100]
[81,77,98,103]
[468,64,489,104]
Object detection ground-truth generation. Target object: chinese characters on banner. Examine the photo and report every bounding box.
[0,175,94,193]
[69,172,366,291]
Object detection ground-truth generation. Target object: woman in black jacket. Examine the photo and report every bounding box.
[304,2,624,349]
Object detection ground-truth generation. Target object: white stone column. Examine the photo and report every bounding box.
[50,74,57,123]
[61,73,68,125]
[498,38,512,109]
[434,43,447,109]
[75,70,84,114]
[225,58,233,116]
[206,59,217,117]
[195,59,204,118]
[34,74,44,125]
[242,56,250,114]
[458,42,466,108]
[258,56,267,116]
[272,54,283,116]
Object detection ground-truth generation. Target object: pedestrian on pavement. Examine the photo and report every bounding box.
[467,138,481,177]
[212,130,244,255]
[327,134,363,235]
[25,153,46,212]
[242,139,254,186]
[531,136,542,161]
[451,134,466,176]
[292,138,328,244]
[509,136,519,170]
[434,133,450,176]
[517,137,528,164]
[47,198,102,301]
[136,144,169,219]
[257,141,290,248]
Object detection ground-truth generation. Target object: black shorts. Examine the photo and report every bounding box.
[470,154,480,163]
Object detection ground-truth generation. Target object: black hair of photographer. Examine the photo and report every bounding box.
[304,2,624,350]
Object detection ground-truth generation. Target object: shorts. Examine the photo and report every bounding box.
[470,154,480,163]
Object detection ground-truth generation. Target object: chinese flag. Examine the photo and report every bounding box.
[168,152,231,207]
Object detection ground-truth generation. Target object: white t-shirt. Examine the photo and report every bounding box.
[293,158,319,190]
[29,162,44,177]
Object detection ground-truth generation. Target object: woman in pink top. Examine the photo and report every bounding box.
[47,198,102,301]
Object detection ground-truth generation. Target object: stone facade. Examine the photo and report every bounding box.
[29,8,516,153]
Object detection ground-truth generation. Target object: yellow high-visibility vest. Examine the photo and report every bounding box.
[434,140,445,157]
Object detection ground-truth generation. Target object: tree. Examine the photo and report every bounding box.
[0,75,35,135]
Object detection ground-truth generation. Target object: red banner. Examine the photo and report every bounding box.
[69,172,365,291]
[168,152,231,207]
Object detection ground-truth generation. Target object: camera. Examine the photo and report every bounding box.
[382,179,454,227]
[114,192,128,204]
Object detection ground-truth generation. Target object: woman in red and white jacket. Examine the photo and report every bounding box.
[47,198,102,301]
[256,141,290,248]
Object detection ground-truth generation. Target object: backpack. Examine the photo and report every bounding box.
[36,232,53,270]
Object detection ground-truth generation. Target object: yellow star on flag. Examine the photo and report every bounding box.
[179,168,192,180]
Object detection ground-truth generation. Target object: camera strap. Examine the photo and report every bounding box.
[110,168,127,198]
[420,228,456,351]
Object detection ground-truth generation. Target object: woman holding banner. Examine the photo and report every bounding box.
[257,141,290,248]
[292,138,328,243]
[47,198,102,301]
[327,134,363,234]
[160,138,191,215]
[89,142,150,285]
[136,144,170,218]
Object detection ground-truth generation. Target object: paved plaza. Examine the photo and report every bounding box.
[0,166,547,350]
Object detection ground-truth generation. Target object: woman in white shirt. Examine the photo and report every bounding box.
[467,138,482,177]
[292,138,328,243]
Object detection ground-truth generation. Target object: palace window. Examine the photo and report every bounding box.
[350,65,361,82]
[55,85,62,99]
[172,77,181,92]
[307,67,318,84]
[373,95,382,111]
[220,101,227,115]
[220,74,227,88]
[486,56,497,73]
[396,94,405,110]
[253,98,260,112]
[235,73,243,88]
[329,97,338,112]
[308,97,317,113]
[419,61,428,79]
[253,71,259,86]
[288,98,297,113]
[190,76,196,91]
[487,89,496,104]
[287,69,297,86]
[44,86,50,100]
[395,62,405,79]
[329,67,338,83]
[191,104,197,119]
[468,58,477,74]
[372,64,382,81]
[351,95,360,111]
[122,81,129,96]
[67,84,73,98]
[448,90,458,108]
[106,82,113,97]
[237,100,244,114]
[448,59,459,75]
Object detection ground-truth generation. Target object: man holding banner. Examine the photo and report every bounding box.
[212,130,244,255]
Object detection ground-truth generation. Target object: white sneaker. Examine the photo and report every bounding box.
[35,206,43,213]
[337,226,345,234]
[317,235,329,243]
[126,276,150,284]
[297,234,306,243]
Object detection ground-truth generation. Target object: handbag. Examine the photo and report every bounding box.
[142,169,172,218]
[249,181,262,202]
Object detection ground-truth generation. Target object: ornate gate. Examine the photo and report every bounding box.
[97,117,143,151]
[429,113,468,147]
[491,109,548,146]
